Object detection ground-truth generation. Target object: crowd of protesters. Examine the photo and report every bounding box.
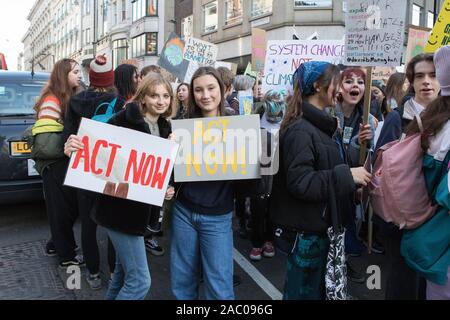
[30,45,450,300]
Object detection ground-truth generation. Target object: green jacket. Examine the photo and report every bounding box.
[29,119,65,175]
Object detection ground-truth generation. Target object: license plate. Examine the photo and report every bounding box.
[10,141,31,156]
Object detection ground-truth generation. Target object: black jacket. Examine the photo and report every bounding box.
[62,90,125,141]
[92,102,172,236]
[269,102,356,234]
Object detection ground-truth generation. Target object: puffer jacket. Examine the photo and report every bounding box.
[270,102,356,235]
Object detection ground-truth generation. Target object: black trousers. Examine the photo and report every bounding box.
[78,190,100,275]
[383,228,426,300]
[250,195,274,248]
[42,160,78,261]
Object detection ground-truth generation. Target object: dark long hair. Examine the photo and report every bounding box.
[188,67,226,118]
[114,64,138,100]
[406,96,450,151]
[281,64,341,131]
[34,58,78,119]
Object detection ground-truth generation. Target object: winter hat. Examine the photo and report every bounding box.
[89,54,114,88]
[433,45,450,96]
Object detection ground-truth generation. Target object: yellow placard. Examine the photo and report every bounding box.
[10,141,31,156]
[424,0,450,53]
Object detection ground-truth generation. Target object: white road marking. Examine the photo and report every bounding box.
[233,248,283,300]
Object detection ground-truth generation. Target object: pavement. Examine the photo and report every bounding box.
[0,201,387,300]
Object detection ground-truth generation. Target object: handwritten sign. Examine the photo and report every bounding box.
[262,40,345,95]
[244,62,258,80]
[425,0,450,53]
[238,90,253,115]
[64,118,179,207]
[345,0,407,66]
[184,37,218,66]
[172,115,261,182]
[405,26,431,64]
[252,28,267,74]
[372,66,396,84]
[158,32,190,81]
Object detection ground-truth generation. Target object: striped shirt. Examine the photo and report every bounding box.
[37,95,62,121]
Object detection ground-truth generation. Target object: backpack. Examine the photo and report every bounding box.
[368,115,436,229]
[92,98,117,123]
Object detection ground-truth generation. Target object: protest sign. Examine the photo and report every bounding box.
[172,115,261,182]
[183,37,218,66]
[405,26,431,64]
[158,33,190,81]
[371,66,396,84]
[238,90,253,115]
[252,28,267,74]
[245,65,258,80]
[424,0,450,53]
[64,118,179,207]
[215,61,238,75]
[345,0,407,66]
[244,62,258,80]
[262,40,345,95]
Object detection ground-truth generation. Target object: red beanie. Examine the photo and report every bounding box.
[89,54,114,88]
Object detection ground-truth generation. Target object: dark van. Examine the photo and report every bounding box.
[0,71,49,204]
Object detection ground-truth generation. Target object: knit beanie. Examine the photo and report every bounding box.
[434,45,450,96]
[89,54,114,88]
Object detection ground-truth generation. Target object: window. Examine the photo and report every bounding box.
[412,4,422,26]
[294,0,332,7]
[85,28,91,45]
[427,11,434,29]
[113,39,129,69]
[181,15,193,39]
[122,0,127,21]
[132,0,158,21]
[103,0,109,35]
[84,0,91,15]
[342,0,347,12]
[203,1,218,33]
[132,33,157,57]
[251,0,273,17]
[225,0,243,25]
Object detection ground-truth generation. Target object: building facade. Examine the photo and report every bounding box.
[23,0,175,79]
[22,0,54,72]
[22,0,445,74]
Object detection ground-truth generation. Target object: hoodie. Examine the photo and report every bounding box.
[62,90,125,142]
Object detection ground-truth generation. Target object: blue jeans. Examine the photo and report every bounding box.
[170,200,234,300]
[105,228,151,300]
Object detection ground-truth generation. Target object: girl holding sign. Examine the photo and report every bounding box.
[91,74,176,300]
[270,61,371,300]
[170,67,239,300]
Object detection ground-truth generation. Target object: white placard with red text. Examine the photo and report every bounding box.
[64,118,179,207]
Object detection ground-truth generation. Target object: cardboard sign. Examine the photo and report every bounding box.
[238,90,253,115]
[244,62,258,80]
[183,37,218,66]
[262,40,345,95]
[252,28,267,74]
[64,118,179,207]
[172,115,261,182]
[425,0,450,53]
[405,26,431,64]
[371,66,397,83]
[345,0,407,66]
[215,61,238,75]
[158,32,190,81]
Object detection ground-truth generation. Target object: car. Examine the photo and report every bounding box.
[0,70,49,204]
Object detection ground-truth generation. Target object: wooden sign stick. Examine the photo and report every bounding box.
[360,66,373,254]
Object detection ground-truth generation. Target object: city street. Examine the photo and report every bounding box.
[0,200,386,300]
